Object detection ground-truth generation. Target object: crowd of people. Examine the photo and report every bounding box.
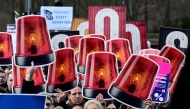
[0,60,175,109]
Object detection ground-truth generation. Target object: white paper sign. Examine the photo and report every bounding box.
[7,24,16,54]
[40,6,73,30]
[7,24,16,33]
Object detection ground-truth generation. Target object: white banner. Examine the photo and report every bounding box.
[40,6,73,30]
[7,24,16,33]
[7,24,16,54]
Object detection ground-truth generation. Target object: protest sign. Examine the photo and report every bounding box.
[151,62,171,103]
[0,94,46,109]
[50,31,79,51]
[88,6,126,40]
[158,27,189,55]
[41,6,73,30]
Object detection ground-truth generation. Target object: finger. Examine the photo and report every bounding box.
[146,102,152,105]
[95,95,99,100]
[144,102,150,105]
[146,97,152,100]
[55,89,59,93]
[144,102,148,105]
[147,98,152,101]
[97,93,101,98]
[31,61,34,67]
[55,88,62,93]
[145,100,151,103]
[99,93,103,100]
[54,93,58,96]
[56,88,63,92]
[31,61,37,71]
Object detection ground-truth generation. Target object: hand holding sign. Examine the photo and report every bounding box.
[151,62,171,103]
[25,61,36,81]
[144,97,153,109]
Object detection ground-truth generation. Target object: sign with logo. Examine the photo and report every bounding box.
[126,21,148,54]
[151,62,171,103]
[50,31,79,51]
[88,6,126,40]
[158,27,189,55]
[40,6,73,30]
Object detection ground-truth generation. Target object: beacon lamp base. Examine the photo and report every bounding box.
[77,66,85,74]
[0,58,12,65]
[47,79,77,93]
[108,85,146,109]
[83,88,112,100]
[13,84,46,94]
[15,52,55,66]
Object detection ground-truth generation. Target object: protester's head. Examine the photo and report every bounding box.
[39,92,55,109]
[6,71,13,92]
[84,99,103,109]
[0,69,6,85]
[106,100,118,109]
[46,95,54,109]
[72,105,83,109]
[68,83,83,105]
[54,106,64,109]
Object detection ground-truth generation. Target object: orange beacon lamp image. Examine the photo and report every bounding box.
[65,35,84,53]
[143,54,170,96]
[47,48,77,93]
[86,34,106,40]
[14,15,55,66]
[106,38,132,72]
[77,37,105,74]
[0,32,13,65]
[75,51,85,83]
[158,45,185,83]
[13,66,46,94]
[139,49,160,55]
[83,52,118,99]
[108,54,159,109]
[169,65,183,94]
[143,54,170,63]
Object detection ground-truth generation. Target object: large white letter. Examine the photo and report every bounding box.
[126,24,141,54]
[77,21,89,36]
[166,31,188,48]
[95,8,119,39]
[51,34,68,51]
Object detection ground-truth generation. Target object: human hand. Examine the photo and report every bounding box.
[54,88,66,103]
[95,93,106,109]
[144,97,153,109]
[25,61,36,81]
